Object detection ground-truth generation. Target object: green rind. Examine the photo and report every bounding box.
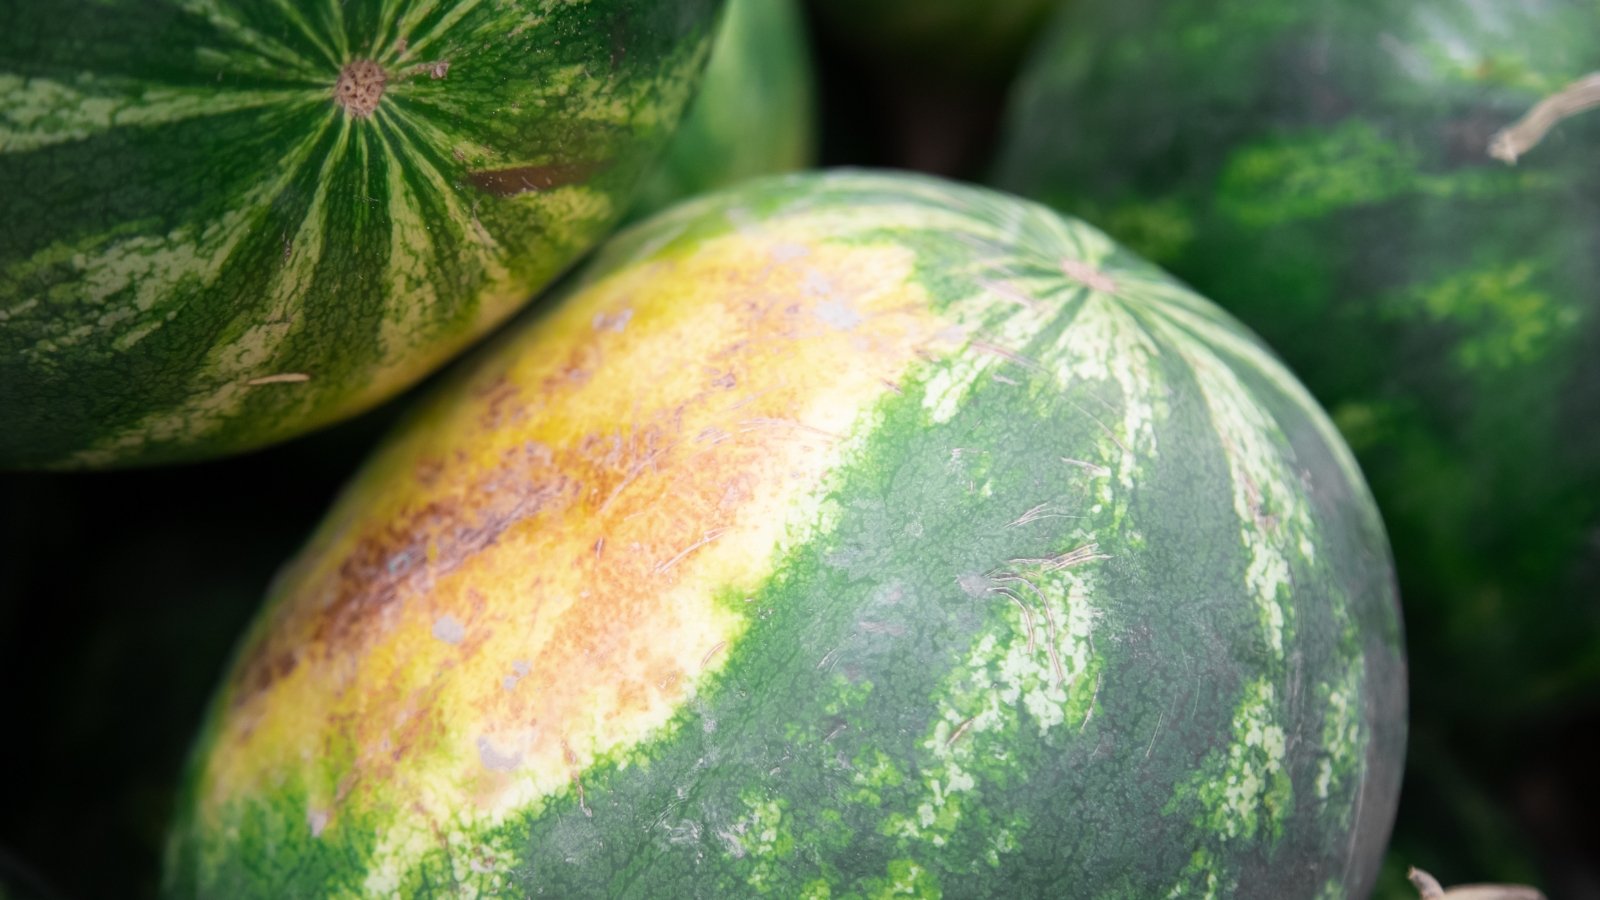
[992,0,1600,717]
[625,0,815,222]
[0,0,722,469]
[166,171,1405,898]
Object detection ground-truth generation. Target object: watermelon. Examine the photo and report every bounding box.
[0,0,723,470]
[992,0,1600,719]
[625,0,815,222]
[164,171,1405,898]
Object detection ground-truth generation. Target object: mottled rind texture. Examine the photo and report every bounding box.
[165,172,1405,898]
[625,0,815,222]
[0,0,722,468]
[993,0,1600,719]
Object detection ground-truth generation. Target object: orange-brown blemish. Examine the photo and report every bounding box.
[200,230,949,837]
[232,458,577,705]
[474,374,525,432]
[413,457,445,487]
[465,161,604,198]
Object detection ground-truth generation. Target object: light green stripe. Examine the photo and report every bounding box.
[1176,332,1307,655]
[1049,294,1166,496]
[71,117,348,466]
[370,96,490,168]
[371,121,451,358]
[375,102,507,271]
[1132,277,1369,492]
[394,0,492,62]
[1163,678,1293,899]
[384,0,447,59]
[885,557,1106,858]
[0,76,318,153]
[1142,292,1323,895]
[361,104,513,396]
[368,0,410,61]
[174,0,322,76]
[265,0,342,70]
[6,104,331,330]
[1314,661,1364,812]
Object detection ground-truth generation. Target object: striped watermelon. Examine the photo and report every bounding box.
[164,172,1406,898]
[625,0,814,222]
[0,0,722,469]
[990,0,1600,719]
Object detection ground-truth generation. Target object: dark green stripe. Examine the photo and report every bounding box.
[220,118,400,443]
[0,105,337,464]
[0,100,323,278]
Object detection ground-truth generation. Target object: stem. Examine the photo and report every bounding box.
[1410,867,1446,899]
[1408,866,1548,900]
[1488,72,1600,164]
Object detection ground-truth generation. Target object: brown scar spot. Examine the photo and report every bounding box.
[466,161,605,198]
[540,345,597,394]
[946,715,978,746]
[977,278,1042,311]
[230,453,576,706]
[476,377,524,431]
[414,458,445,487]
[240,650,299,701]
[244,372,311,386]
[969,338,1043,372]
[654,528,727,574]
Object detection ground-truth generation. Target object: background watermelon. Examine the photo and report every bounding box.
[0,0,722,469]
[991,0,1600,730]
[626,0,816,222]
[165,171,1404,898]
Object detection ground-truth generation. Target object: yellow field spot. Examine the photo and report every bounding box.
[195,226,953,846]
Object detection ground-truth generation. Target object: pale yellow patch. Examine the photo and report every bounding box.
[192,228,949,874]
